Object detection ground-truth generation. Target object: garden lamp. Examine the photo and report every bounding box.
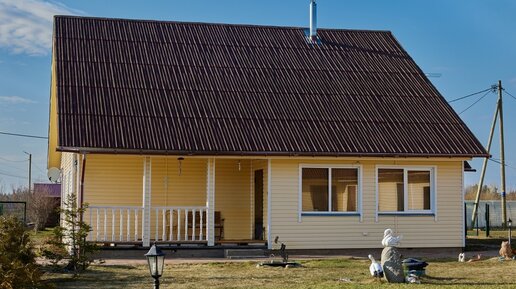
[509,219,513,246]
[145,243,166,289]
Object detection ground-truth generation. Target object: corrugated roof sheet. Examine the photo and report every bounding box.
[52,16,488,157]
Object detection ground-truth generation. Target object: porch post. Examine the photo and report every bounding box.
[267,159,272,250]
[206,158,216,246]
[142,157,152,247]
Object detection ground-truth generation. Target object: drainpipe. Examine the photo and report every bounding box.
[79,153,87,222]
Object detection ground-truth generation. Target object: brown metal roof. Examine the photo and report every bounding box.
[52,16,488,157]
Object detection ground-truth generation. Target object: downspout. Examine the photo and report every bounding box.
[79,153,87,222]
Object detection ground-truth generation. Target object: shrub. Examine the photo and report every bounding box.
[0,215,53,289]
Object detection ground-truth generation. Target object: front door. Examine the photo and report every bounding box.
[254,170,264,240]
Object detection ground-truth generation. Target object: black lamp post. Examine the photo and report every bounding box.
[145,243,166,289]
[508,219,512,247]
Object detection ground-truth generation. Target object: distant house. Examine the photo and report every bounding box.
[33,183,61,226]
[47,15,487,250]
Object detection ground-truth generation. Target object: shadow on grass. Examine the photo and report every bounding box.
[43,264,149,289]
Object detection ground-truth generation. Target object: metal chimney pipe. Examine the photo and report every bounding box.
[310,0,317,41]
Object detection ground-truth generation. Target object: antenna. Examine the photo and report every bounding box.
[425,73,442,78]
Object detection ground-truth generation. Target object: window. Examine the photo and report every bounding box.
[377,167,434,213]
[301,166,360,214]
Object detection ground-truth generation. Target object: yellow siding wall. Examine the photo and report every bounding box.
[215,159,252,239]
[83,155,143,206]
[47,54,61,169]
[150,157,207,207]
[270,159,464,249]
[78,155,254,240]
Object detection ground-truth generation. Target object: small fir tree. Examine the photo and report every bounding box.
[43,193,97,276]
[0,215,53,289]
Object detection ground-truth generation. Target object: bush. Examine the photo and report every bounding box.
[0,215,53,289]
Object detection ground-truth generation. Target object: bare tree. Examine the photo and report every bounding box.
[1,186,58,231]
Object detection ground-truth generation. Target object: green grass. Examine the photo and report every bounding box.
[43,257,516,289]
[29,227,56,247]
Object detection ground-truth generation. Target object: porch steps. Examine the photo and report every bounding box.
[225,249,268,259]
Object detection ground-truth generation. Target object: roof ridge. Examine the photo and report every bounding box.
[53,15,392,34]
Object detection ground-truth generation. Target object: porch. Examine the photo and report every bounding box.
[78,155,271,248]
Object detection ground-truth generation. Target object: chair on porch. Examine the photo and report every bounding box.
[164,210,224,242]
[187,211,224,241]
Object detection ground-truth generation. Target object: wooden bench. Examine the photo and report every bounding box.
[187,211,224,240]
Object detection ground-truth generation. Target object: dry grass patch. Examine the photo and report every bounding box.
[44,257,516,289]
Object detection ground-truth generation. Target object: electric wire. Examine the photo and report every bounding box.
[0,131,47,139]
[489,158,516,171]
[448,87,493,103]
[458,90,492,115]
[0,163,26,172]
[0,171,26,179]
[0,156,26,163]
[503,89,516,101]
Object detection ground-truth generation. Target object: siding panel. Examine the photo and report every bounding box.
[270,159,463,249]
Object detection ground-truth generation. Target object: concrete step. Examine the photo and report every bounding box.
[225,249,267,259]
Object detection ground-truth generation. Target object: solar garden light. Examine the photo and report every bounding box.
[509,219,513,246]
[145,243,166,289]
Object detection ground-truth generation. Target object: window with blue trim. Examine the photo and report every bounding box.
[301,167,358,213]
[378,168,433,213]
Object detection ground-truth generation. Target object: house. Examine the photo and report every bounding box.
[47,14,488,250]
[33,183,61,226]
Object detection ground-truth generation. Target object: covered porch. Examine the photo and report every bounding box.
[79,155,271,247]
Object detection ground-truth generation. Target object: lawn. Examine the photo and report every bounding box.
[43,257,516,289]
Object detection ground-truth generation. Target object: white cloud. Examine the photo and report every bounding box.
[0,95,36,104]
[0,0,81,55]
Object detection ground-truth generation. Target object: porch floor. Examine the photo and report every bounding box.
[97,239,267,248]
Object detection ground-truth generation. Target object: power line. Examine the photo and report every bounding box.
[458,90,492,115]
[489,158,516,171]
[33,163,47,176]
[0,156,26,163]
[0,163,26,172]
[503,89,516,101]
[448,87,494,103]
[0,171,26,180]
[0,131,47,140]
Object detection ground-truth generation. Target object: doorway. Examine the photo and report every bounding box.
[254,170,264,240]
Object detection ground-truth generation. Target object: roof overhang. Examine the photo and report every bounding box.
[57,146,490,159]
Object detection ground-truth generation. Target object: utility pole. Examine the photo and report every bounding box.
[24,151,32,194]
[498,80,507,229]
[471,99,498,227]
[471,81,507,229]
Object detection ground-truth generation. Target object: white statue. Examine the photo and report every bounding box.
[381,228,402,247]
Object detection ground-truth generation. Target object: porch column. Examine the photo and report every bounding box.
[142,157,152,247]
[206,158,216,246]
[267,159,272,249]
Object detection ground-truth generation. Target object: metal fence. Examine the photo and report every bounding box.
[465,200,516,229]
[0,201,27,223]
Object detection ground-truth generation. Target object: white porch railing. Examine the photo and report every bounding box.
[152,206,208,242]
[86,206,143,243]
[85,205,208,243]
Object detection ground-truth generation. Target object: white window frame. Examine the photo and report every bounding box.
[375,165,437,221]
[298,164,362,222]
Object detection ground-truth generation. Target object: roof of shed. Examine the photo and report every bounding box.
[51,16,488,157]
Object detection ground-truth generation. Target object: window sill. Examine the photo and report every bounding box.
[301,212,360,217]
[378,212,434,216]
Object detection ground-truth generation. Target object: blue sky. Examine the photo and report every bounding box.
[0,0,515,191]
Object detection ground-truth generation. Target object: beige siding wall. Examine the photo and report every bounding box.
[60,152,76,205]
[270,159,464,249]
